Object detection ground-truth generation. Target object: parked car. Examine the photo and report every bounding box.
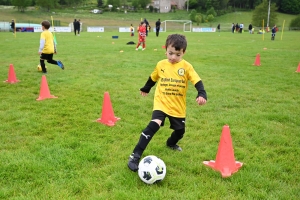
[90,9,102,14]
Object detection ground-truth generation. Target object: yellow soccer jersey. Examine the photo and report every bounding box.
[40,30,55,54]
[151,59,201,118]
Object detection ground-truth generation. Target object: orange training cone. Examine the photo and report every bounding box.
[4,64,19,84]
[253,53,261,66]
[96,92,120,126]
[203,125,243,178]
[296,62,300,73]
[36,75,58,101]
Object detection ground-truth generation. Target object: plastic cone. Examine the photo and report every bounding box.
[36,75,58,101]
[203,125,243,178]
[96,92,120,126]
[4,64,19,84]
[295,62,300,72]
[253,53,261,66]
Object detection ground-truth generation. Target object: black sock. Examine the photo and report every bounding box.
[167,128,185,146]
[47,59,58,65]
[40,60,46,72]
[133,121,160,156]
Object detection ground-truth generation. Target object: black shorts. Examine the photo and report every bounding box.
[40,53,54,61]
[151,110,185,130]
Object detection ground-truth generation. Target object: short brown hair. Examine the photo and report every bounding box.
[41,20,51,29]
[165,34,187,52]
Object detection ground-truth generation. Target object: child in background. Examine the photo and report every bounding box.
[130,24,134,37]
[128,34,207,172]
[271,25,277,40]
[38,20,64,74]
[136,22,146,51]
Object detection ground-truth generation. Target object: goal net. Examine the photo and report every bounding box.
[160,20,192,32]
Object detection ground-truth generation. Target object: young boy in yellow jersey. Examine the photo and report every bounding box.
[128,34,207,172]
[38,20,64,74]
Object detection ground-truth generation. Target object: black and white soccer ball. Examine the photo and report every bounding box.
[138,155,166,184]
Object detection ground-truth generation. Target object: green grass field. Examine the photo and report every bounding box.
[1,17,300,199]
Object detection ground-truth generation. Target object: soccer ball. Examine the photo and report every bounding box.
[138,46,143,50]
[37,64,46,72]
[138,155,166,184]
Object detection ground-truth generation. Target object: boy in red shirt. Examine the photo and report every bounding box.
[136,22,146,51]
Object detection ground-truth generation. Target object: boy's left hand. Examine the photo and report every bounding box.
[196,96,206,105]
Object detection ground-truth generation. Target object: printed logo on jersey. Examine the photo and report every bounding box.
[178,68,185,76]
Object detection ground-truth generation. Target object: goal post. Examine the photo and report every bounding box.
[160,20,192,32]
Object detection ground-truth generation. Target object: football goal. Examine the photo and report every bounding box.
[160,20,192,32]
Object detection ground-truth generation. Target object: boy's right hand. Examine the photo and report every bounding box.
[140,91,148,96]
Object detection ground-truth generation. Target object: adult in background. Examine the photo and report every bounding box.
[217,24,220,32]
[73,19,78,36]
[239,22,244,33]
[248,23,253,34]
[232,23,235,33]
[10,19,15,34]
[144,18,150,36]
[155,19,161,37]
[235,23,239,33]
[76,19,81,36]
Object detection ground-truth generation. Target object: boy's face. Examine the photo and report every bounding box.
[165,45,185,64]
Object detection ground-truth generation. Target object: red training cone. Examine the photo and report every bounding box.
[203,125,243,178]
[96,92,120,126]
[4,64,19,84]
[36,75,58,101]
[253,53,261,66]
[295,62,300,73]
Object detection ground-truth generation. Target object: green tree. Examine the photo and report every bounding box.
[0,0,12,5]
[187,0,198,10]
[252,0,278,27]
[280,0,300,14]
[189,9,197,22]
[11,0,32,12]
[206,7,217,17]
[206,14,214,22]
[97,0,103,7]
[131,0,139,9]
[138,0,151,9]
[195,14,203,25]
[289,15,300,29]
[36,0,59,11]
[107,0,120,10]
[205,0,211,9]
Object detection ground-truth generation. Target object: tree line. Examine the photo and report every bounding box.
[1,0,300,14]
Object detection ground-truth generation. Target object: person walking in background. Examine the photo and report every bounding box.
[73,19,78,36]
[155,19,161,37]
[10,19,15,34]
[127,34,207,172]
[136,22,146,50]
[217,24,220,35]
[232,23,235,33]
[248,23,253,34]
[38,20,64,74]
[76,19,81,36]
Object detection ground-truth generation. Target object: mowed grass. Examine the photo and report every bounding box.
[0,30,300,199]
